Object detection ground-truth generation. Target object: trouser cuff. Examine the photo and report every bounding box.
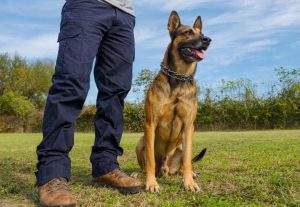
[35,164,71,187]
[91,152,120,177]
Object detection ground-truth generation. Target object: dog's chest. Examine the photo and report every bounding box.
[157,96,195,143]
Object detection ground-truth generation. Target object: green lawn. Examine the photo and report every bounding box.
[0,130,299,207]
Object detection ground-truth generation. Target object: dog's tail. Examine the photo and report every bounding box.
[192,148,207,163]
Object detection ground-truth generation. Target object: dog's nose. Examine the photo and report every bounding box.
[202,36,211,44]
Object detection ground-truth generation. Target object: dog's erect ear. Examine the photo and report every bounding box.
[193,16,202,31]
[168,11,181,34]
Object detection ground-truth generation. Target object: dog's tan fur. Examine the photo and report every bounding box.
[135,11,210,193]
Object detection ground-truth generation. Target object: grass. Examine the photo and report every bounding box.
[0,130,299,207]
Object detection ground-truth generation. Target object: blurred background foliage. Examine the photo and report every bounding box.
[0,53,299,132]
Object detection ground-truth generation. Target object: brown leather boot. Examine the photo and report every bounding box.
[93,169,142,194]
[38,177,76,207]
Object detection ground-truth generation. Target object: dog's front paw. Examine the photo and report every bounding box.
[183,179,200,192]
[146,179,160,193]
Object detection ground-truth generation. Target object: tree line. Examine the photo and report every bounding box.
[0,53,54,132]
[0,53,299,132]
[118,67,300,131]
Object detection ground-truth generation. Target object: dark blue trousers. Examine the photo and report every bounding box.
[36,0,135,186]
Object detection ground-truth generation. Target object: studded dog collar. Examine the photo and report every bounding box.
[160,62,194,82]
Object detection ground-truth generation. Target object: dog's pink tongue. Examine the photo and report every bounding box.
[195,50,205,59]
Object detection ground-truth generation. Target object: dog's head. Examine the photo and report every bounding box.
[168,11,211,63]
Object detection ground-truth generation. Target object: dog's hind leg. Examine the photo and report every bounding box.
[136,136,146,172]
[168,147,207,178]
[167,146,183,175]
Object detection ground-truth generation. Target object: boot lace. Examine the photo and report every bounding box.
[46,177,70,193]
[113,169,131,180]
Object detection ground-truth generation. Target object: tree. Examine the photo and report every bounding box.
[0,53,27,95]
[123,102,145,132]
[274,67,300,128]
[0,91,35,131]
[132,68,156,102]
[75,105,97,132]
[0,53,54,110]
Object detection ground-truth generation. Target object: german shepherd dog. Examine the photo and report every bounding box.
[135,11,211,192]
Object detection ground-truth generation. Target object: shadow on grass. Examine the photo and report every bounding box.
[0,157,39,205]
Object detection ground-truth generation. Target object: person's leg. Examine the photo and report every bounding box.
[91,8,141,194]
[36,0,115,187]
[90,8,135,177]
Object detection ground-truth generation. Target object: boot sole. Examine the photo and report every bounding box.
[93,180,142,194]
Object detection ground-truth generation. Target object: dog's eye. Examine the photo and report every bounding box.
[184,29,194,35]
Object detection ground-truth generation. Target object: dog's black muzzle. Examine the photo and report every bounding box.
[179,35,212,62]
[200,35,212,48]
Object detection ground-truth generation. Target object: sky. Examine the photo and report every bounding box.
[0,0,299,104]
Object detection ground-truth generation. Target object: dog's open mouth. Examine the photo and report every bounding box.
[181,47,206,61]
